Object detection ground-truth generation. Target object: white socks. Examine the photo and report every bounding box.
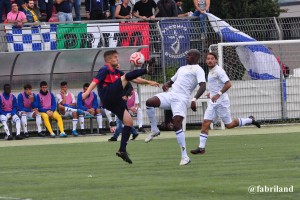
[36,114,42,133]
[12,115,21,136]
[96,114,102,128]
[79,115,84,129]
[199,133,208,148]
[176,129,188,157]
[21,114,28,133]
[72,119,78,131]
[146,106,159,133]
[137,108,143,128]
[238,118,253,127]
[104,109,112,123]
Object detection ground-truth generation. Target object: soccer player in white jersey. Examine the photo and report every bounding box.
[190,52,261,155]
[145,49,207,166]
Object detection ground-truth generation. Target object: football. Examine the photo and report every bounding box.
[129,52,145,67]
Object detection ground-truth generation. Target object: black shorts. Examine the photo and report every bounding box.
[100,79,127,121]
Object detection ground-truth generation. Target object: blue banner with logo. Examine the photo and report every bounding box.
[160,20,190,67]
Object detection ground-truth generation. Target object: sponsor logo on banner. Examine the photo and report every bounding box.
[160,21,190,66]
[57,23,88,49]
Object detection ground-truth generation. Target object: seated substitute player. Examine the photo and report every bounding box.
[82,50,159,164]
[18,84,43,138]
[190,52,261,155]
[0,84,23,140]
[145,49,207,166]
[37,81,67,138]
[77,83,104,135]
[56,81,84,137]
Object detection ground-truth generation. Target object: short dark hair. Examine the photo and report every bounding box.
[207,52,218,60]
[24,84,32,90]
[3,83,10,90]
[40,81,48,87]
[83,83,90,88]
[60,81,67,86]
[104,50,118,60]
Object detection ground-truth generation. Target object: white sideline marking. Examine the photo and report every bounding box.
[0,197,32,200]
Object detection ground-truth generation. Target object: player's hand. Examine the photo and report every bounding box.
[149,81,160,87]
[122,96,128,101]
[47,110,53,117]
[205,92,210,98]
[211,94,220,103]
[110,126,116,133]
[86,13,90,20]
[191,101,197,112]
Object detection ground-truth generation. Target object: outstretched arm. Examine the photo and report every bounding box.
[132,77,160,87]
[191,82,206,111]
[82,82,97,100]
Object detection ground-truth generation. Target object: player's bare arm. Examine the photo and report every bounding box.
[132,77,159,87]
[191,82,206,111]
[82,82,97,100]
[162,80,174,92]
[211,81,231,103]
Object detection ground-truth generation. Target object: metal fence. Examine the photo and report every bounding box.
[1,16,300,130]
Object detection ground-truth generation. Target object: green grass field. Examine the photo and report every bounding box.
[0,127,299,200]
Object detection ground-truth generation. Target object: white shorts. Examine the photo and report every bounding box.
[155,92,189,118]
[204,100,232,124]
[18,111,34,118]
[61,111,73,118]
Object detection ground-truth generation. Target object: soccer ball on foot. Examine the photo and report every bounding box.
[129,52,145,67]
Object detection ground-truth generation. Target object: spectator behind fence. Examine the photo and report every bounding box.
[6,3,27,27]
[109,0,121,19]
[55,0,73,22]
[193,0,210,35]
[85,0,110,20]
[37,81,67,138]
[176,0,190,17]
[72,0,81,21]
[0,0,11,22]
[56,81,84,137]
[0,84,23,140]
[77,83,105,135]
[114,0,131,19]
[38,0,53,21]
[156,0,178,17]
[17,84,43,138]
[23,0,39,23]
[132,0,157,20]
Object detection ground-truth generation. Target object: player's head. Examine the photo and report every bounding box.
[83,83,90,92]
[24,84,32,95]
[186,49,200,65]
[206,52,218,68]
[40,81,48,92]
[3,83,11,94]
[104,50,119,68]
[60,81,68,92]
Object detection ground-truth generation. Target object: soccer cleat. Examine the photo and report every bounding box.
[108,137,117,142]
[116,151,133,164]
[72,130,78,137]
[131,134,139,141]
[77,109,84,115]
[249,116,261,128]
[145,131,160,143]
[37,132,45,137]
[59,132,67,137]
[190,147,206,155]
[146,58,155,75]
[179,156,191,166]
[79,129,86,135]
[50,133,56,138]
[15,135,24,140]
[138,127,146,133]
[98,128,106,135]
[6,135,13,140]
[24,132,29,138]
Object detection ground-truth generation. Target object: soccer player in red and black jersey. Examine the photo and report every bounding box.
[82,50,158,164]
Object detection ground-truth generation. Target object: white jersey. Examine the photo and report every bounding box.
[207,64,230,102]
[170,64,206,99]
